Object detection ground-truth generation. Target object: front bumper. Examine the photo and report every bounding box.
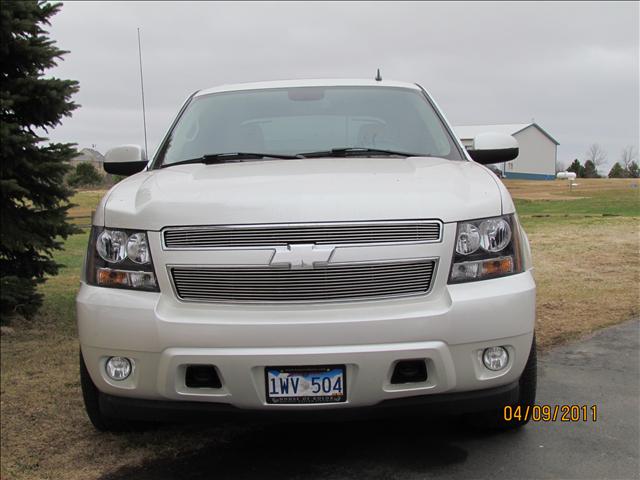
[99,381,520,422]
[77,270,535,411]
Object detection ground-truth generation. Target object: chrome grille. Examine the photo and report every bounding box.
[170,260,436,303]
[163,221,441,249]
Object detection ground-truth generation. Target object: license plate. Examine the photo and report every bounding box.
[265,365,346,404]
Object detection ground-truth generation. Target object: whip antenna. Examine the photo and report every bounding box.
[137,27,148,157]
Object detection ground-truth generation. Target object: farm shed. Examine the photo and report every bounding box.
[454,123,559,180]
[69,147,105,171]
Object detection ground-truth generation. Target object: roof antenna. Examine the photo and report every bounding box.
[375,68,382,82]
[137,27,149,158]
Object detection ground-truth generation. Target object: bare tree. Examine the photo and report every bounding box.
[555,159,566,173]
[620,145,638,171]
[585,144,607,174]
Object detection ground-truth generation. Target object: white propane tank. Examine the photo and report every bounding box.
[556,171,577,180]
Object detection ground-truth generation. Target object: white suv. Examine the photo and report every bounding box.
[77,79,536,431]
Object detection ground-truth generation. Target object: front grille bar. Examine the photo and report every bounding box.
[163,220,442,249]
[170,260,437,303]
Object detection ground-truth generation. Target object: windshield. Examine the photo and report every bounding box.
[154,86,463,167]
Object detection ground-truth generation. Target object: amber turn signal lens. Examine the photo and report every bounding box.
[483,257,514,275]
[449,256,515,283]
[97,268,128,286]
[96,268,157,290]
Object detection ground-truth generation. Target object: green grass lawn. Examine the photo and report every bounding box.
[38,230,90,336]
[67,189,106,226]
[514,187,640,217]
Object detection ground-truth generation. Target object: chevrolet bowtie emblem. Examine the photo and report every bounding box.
[270,244,335,270]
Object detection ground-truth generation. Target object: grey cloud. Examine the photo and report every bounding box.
[46,1,638,171]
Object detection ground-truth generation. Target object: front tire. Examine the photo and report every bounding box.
[80,351,150,432]
[469,335,537,430]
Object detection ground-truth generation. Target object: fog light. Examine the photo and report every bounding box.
[105,356,132,380]
[482,346,509,371]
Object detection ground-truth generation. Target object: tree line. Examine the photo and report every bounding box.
[561,144,639,178]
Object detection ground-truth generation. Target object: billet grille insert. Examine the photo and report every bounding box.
[171,260,436,303]
[163,221,441,249]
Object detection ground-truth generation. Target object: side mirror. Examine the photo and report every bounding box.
[104,145,148,176]
[467,132,518,165]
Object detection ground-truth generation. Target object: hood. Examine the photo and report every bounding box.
[100,157,503,230]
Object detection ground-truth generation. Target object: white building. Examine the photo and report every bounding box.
[454,123,559,180]
[70,147,105,171]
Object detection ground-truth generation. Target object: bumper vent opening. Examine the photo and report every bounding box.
[391,360,428,384]
[185,365,222,389]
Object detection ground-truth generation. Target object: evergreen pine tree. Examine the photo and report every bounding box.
[608,162,626,178]
[582,160,600,178]
[567,159,584,178]
[0,1,79,321]
[626,161,639,178]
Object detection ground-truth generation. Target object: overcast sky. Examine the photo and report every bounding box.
[46,1,638,172]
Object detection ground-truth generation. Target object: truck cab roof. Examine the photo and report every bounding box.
[195,78,423,97]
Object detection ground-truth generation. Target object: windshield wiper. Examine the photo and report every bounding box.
[297,147,424,158]
[161,152,302,168]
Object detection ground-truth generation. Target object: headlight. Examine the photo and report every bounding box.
[96,230,128,263]
[479,217,511,252]
[126,232,151,264]
[455,222,480,255]
[449,214,523,284]
[85,227,159,291]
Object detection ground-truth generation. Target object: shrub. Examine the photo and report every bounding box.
[68,162,103,187]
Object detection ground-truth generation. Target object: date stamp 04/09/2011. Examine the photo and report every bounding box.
[504,405,598,423]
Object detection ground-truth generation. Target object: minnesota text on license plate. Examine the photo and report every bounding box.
[265,365,346,404]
